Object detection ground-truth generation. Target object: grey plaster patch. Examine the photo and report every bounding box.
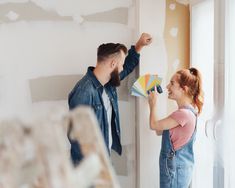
[118,70,137,101]
[117,77,129,101]
[0,2,72,22]
[82,7,128,25]
[111,145,128,176]
[29,75,83,102]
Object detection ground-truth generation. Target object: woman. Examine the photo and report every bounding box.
[148,68,204,188]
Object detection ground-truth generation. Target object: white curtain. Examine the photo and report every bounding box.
[190,1,214,187]
[224,0,235,187]
[191,0,235,187]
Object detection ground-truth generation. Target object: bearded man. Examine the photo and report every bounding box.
[68,33,152,165]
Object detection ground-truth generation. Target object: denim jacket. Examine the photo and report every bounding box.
[68,46,140,164]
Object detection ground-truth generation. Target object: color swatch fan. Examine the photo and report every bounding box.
[131,74,163,97]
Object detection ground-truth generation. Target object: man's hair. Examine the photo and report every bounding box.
[97,43,127,62]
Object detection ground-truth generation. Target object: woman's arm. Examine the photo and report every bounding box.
[149,104,163,135]
[148,90,179,134]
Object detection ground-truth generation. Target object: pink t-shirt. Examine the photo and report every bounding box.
[169,108,196,150]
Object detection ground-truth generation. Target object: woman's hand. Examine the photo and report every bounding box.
[148,86,160,133]
[148,86,158,108]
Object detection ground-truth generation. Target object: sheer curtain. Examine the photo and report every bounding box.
[190,1,214,187]
[191,0,235,187]
[224,0,235,187]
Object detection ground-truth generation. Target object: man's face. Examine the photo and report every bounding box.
[116,51,126,73]
[109,51,126,87]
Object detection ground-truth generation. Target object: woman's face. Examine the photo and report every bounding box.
[166,74,184,100]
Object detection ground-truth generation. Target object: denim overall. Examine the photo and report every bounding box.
[159,106,197,188]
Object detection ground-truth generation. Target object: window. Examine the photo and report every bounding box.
[225,0,235,187]
[190,0,214,187]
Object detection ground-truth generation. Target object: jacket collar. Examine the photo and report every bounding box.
[86,66,103,90]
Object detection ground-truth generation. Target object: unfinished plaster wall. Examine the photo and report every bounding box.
[164,0,190,113]
[137,1,167,187]
[136,0,189,187]
[0,1,137,187]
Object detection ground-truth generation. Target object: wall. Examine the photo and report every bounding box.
[136,0,167,187]
[0,1,137,187]
[165,0,190,112]
[0,0,190,187]
[136,0,189,187]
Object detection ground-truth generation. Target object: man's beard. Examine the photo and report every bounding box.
[109,68,121,87]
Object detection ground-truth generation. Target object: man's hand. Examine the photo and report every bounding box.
[135,33,152,53]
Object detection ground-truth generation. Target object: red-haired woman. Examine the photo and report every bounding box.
[148,68,204,188]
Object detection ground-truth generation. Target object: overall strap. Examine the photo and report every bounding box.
[180,105,197,117]
[180,106,198,132]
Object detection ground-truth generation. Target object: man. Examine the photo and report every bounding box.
[68,33,152,165]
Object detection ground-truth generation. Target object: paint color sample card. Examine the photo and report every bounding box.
[131,74,163,97]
